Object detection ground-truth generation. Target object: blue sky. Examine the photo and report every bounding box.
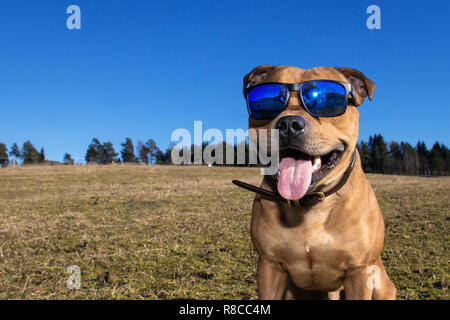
[1,0,449,162]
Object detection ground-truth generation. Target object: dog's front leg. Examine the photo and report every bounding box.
[343,266,374,300]
[257,257,288,300]
[344,259,397,300]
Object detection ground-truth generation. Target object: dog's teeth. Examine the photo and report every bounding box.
[312,156,321,172]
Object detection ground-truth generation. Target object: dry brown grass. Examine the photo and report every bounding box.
[0,165,448,299]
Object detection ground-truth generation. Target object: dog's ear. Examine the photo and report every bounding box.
[243,65,276,97]
[337,67,375,106]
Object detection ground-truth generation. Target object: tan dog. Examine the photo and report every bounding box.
[242,65,396,300]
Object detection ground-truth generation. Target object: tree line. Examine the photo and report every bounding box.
[0,138,171,166]
[0,141,47,166]
[357,134,449,176]
[84,138,171,164]
[0,135,449,176]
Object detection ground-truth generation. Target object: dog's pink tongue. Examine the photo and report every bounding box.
[277,157,312,200]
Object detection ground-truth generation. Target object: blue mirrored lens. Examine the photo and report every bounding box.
[301,81,346,116]
[247,84,287,119]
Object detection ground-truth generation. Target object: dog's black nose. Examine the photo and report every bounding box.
[275,116,306,137]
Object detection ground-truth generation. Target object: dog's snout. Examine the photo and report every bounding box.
[275,116,306,138]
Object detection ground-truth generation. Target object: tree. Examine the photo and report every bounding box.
[416,141,430,175]
[387,141,403,174]
[401,142,420,175]
[357,136,448,176]
[368,134,388,173]
[39,148,46,163]
[0,143,9,167]
[63,153,74,165]
[155,149,167,164]
[137,141,150,164]
[443,145,450,174]
[120,138,136,163]
[10,143,21,161]
[429,142,448,176]
[146,139,160,165]
[101,141,118,164]
[85,138,102,163]
[21,141,40,164]
[164,142,177,165]
[389,142,402,159]
[357,141,372,173]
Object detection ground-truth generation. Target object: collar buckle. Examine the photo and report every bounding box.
[286,199,301,208]
[308,192,325,202]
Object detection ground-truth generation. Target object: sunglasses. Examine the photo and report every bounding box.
[244,80,356,120]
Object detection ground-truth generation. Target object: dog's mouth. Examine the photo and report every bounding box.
[276,146,344,200]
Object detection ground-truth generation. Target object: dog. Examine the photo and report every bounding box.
[240,65,396,300]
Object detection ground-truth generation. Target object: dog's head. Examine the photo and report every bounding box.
[243,65,375,199]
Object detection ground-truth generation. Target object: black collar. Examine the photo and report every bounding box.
[232,150,357,207]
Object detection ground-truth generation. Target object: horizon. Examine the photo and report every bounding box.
[1,0,449,162]
[3,132,447,165]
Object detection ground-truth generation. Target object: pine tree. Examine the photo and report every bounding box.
[85,138,102,163]
[39,148,46,163]
[416,141,430,175]
[357,141,372,173]
[137,141,150,164]
[430,142,446,175]
[369,134,388,173]
[401,142,420,175]
[120,138,136,163]
[102,142,118,164]
[21,141,40,164]
[10,143,21,160]
[388,141,403,174]
[443,145,450,174]
[0,143,9,167]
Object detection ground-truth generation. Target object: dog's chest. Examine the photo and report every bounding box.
[281,232,347,290]
[257,210,351,290]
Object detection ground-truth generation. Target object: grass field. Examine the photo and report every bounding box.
[0,165,448,300]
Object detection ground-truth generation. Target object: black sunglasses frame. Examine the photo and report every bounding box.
[244,80,356,120]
